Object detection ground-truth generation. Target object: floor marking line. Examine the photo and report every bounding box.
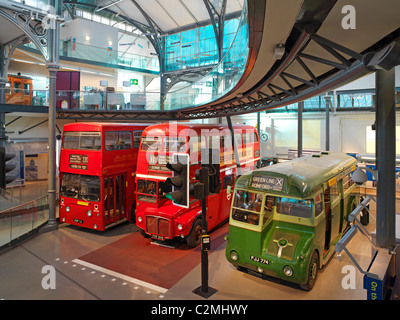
[72,259,168,294]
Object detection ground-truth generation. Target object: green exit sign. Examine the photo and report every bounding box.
[130,79,138,85]
[206,81,212,87]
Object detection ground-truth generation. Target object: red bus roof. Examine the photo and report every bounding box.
[62,122,151,132]
[142,122,257,136]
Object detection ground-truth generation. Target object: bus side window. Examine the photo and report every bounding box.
[263,195,274,225]
[133,130,143,148]
[330,181,339,201]
[208,136,220,150]
[315,193,323,217]
[234,133,242,147]
[343,174,352,191]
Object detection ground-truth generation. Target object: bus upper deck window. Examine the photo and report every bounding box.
[164,137,186,152]
[133,130,143,148]
[105,131,132,150]
[80,132,101,150]
[62,132,101,150]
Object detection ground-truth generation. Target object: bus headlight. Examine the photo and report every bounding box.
[177,224,183,231]
[66,206,70,212]
[283,265,293,277]
[230,251,239,261]
[87,210,92,217]
[137,216,142,223]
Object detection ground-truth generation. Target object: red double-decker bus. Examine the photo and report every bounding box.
[59,122,149,230]
[135,122,260,247]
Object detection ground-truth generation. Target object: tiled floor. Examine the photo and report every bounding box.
[0,216,379,300]
[0,183,397,301]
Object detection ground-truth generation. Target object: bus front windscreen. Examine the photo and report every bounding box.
[61,173,100,202]
[276,197,312,218]
[137,179,172,203]
[232,190,264,225]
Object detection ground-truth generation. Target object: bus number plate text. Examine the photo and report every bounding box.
[73,218,83,224]
[250,255,269,264]
[151,234,165,241]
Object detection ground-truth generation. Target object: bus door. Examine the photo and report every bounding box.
[323,187,331,250]
[324,180,341,249]
[104,174,126,225]
[329,180,341,240]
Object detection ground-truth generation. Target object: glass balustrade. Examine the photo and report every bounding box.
[0,195,49,248]
[8,0,52,9]
[21,41,160,73]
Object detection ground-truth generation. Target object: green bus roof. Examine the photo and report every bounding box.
[237,152,357,198]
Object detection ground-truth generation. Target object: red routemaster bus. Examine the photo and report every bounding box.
[59,122,149,230]
[135,122,260,247]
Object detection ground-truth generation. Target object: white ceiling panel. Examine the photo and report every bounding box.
[106,0,244,33]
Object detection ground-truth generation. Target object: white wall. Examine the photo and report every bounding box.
[337,66,400,92]
[230,110,400,160]
[61,18,118,52]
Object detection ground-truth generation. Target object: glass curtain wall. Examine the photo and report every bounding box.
[164,2,249,110]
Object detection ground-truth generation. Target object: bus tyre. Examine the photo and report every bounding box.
[186,219,202,248]
[300,251,319,291]
[139,229,150,238]
[129,204,136,223]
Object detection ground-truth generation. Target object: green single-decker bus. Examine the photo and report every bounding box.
[225,152,359,290]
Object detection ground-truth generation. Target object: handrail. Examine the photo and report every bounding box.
[0,193,49,215]
[0,192,51,249]
[335,195,378,275]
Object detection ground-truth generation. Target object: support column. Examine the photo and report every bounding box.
[46,64,59,229]
[0,79,6,149]
[324,95,330,151]
[375,68,396,250]
[298,101,303,158]
[43,0,60,231]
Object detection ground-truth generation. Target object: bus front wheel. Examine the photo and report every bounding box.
[300,250,319,291]
[186,219,202,248]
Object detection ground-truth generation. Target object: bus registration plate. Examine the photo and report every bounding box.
[151,234,165,241]
[73,218,83,224]
[250,255,269,265]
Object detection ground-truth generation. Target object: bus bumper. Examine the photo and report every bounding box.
[226,244,310,286]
